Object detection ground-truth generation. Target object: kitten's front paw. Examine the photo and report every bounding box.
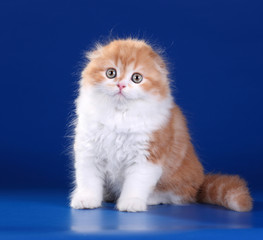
[117,198,147,212]
[70,193,102,209]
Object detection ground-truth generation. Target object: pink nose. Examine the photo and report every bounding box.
[117,83,126,90]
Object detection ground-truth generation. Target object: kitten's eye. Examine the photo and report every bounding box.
[131,73,143,83]
[106,68,117,79]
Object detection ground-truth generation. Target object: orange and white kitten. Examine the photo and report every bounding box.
[70,39,252,212]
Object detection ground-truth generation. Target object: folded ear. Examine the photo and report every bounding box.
[151,51,169,77]
[86,43,103,61]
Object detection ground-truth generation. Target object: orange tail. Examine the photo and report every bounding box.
[197,174,253,212]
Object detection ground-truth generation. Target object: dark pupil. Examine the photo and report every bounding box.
[109,71,113,75]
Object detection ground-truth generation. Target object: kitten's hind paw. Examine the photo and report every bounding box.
[117,198,147,212]
[70,194,102,209]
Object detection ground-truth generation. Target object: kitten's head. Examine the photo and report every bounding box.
[81,39,170,103]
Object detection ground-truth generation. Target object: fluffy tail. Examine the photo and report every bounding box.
[197,174,253,212]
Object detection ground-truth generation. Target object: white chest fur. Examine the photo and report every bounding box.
[74,87,172,198]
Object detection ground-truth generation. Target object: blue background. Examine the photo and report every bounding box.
[0,0,262,190]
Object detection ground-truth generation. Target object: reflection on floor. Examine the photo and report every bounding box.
[0,190,262,239]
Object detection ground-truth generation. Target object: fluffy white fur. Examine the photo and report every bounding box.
[70,78,173,212]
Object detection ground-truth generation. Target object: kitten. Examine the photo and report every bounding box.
[70,39,252,212]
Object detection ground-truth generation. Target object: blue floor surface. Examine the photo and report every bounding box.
[0,190,263,239]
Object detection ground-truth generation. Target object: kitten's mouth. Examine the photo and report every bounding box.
[115,91,126,97]
[113,91,128,101]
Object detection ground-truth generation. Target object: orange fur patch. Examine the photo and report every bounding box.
[148,104,204,202]
[198,174,253,212]
[147,104,252,211]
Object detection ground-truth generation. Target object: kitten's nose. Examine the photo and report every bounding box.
[117,83,126,90]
